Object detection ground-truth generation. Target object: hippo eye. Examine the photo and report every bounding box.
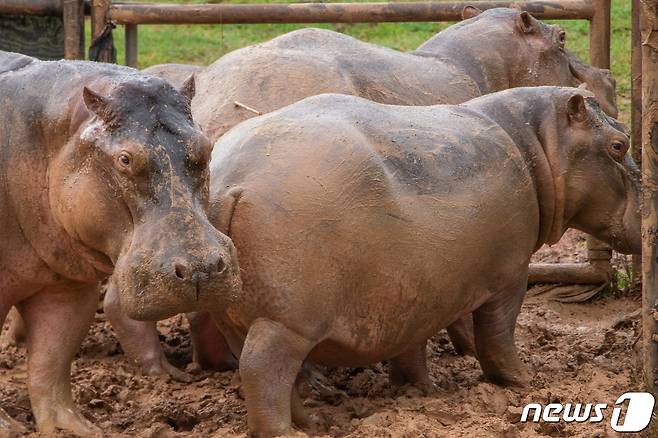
[118,152,131,167]
[558,31,566,48]
[610,141,627,159]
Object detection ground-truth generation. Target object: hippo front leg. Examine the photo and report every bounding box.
[473,285,529,387]
[15,283,100,436]
[187,312,237,371]
[103,281,191,382]
[240,319,317,437]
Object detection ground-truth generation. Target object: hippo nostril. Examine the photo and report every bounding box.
[174,263,190,280]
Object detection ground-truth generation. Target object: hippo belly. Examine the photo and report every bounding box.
[211,96,538,367]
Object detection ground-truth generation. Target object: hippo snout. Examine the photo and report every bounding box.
[114,221,241,321]
[173,252,228,283]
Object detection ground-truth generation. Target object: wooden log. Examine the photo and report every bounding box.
[0,0,61,16]
[588,0,611,68]
[641,0,658,394]
[63,0,85,59]
[109,1,594,25]
[528,263,611,285]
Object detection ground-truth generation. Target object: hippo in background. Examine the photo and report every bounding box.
[147,7,617,144]
[0,50,240,435]
[207,87,639,436]
[110,7,619,379]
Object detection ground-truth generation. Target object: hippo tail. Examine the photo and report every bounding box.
[215,187,243,237]
[0,50,37,75]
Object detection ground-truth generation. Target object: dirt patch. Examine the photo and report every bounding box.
[0,232,644,437]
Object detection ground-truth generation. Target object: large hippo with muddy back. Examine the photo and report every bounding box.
[114,7,621,378]
[207,87,640,437]
[0,51,241,435]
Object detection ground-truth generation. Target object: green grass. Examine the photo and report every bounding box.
[98,0,633,123]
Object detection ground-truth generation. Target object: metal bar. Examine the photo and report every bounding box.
[588,0,610,68]
[125,24,138,67]
[108,1,594,25]
[641,0,658,394]
[63,0,85,60]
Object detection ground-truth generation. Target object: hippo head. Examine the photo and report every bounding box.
[416,8,618,117]
[49,75,241,320]
[556,91,640,254]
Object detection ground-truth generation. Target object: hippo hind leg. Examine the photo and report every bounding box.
[473,284,529,387]
[15,283,101,435]
[388,340,435,393]
[240,319,317,437]
[446,315,476,356]
[0,302,28,434]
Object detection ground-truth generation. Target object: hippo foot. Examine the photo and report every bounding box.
[0,408,27,436]
[299,366,345,403]
[34,405,100,437]
[141,355,193,383]
[395,381,439,397]
[194,353,238,372]
[483,368,530,389]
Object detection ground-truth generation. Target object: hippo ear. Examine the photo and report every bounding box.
[82,87,115,123]
[516,11,536,34]
[179,74,196,105]
[567,94,588,123]
[461,5,482,20]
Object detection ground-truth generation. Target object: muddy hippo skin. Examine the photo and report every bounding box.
[119,7,619,378]
[191,7,617,140]
[0,51,240,435]
[142,63,203,88]
[207,87,640,436]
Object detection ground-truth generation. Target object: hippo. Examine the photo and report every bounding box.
[0,51,240,435]
[108,7,620,378]
[206,87,640,436]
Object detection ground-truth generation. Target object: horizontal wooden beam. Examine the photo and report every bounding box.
[0,0,62,16]
[109,1,594,25]
[528,262,611,285]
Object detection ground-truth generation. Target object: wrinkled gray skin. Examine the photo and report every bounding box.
[0,51,240,435]
[115,7,620,380]
[208,87,640,437]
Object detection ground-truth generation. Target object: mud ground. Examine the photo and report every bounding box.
[0,230,645,437]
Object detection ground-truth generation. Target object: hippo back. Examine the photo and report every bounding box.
[193,28,477,141]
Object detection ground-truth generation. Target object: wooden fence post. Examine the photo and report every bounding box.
[640,0,658,394]
[89,0,116,63]
[589,0,611,68]
[632,0,643,288]
[62,0,84,59]
[125,24,138,67]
